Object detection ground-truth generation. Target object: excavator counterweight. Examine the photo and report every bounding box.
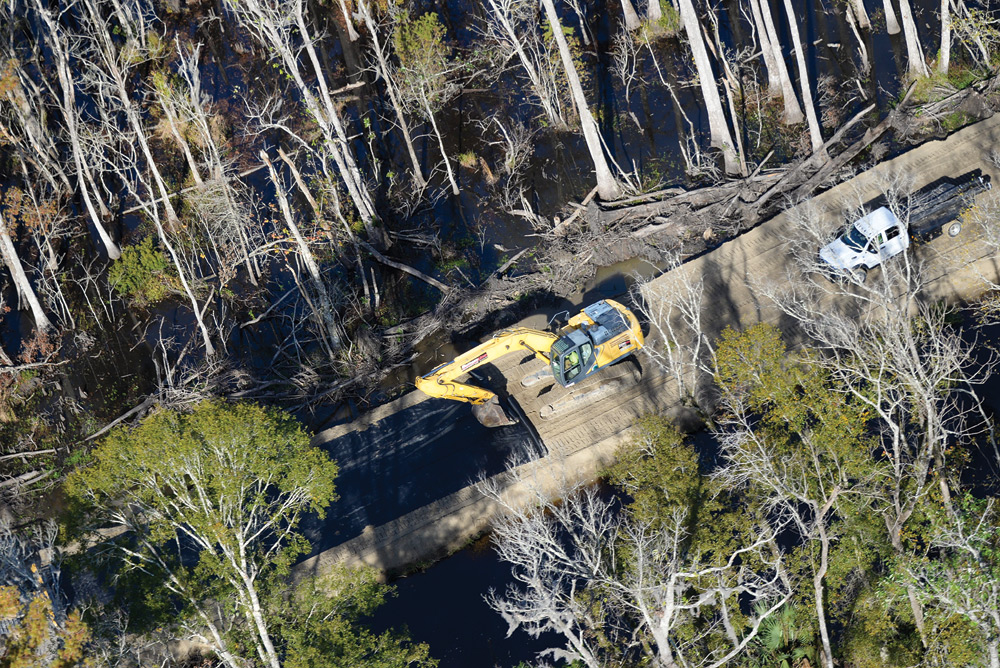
[415,299,644,427]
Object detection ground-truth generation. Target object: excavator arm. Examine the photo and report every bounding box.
[415,327,559,427]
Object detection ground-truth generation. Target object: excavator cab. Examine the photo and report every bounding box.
[549,332,597,387]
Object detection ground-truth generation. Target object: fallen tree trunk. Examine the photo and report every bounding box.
[586,100,892,239]
[358,240,452,293]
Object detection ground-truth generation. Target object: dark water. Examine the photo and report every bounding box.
[368,536,559,668]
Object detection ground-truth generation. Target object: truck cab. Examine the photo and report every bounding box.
[819,206,908,280]
[818,170,990,283]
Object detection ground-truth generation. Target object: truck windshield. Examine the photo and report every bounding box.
[840,225,868,252]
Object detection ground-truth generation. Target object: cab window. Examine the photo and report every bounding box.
[564,348,583,382]
[885,225,901,240]
[580,343,594,365]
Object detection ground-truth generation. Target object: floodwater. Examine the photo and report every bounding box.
[367,535,559,668]
[0,0,971,662]
[364,0,972,656]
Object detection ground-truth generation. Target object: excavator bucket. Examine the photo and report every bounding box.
[471,396,518,428]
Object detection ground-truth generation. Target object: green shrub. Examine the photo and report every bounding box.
[657,3,680,33]
[108,237,172,305]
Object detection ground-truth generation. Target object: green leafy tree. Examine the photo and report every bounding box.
[608,415,701,528]
[605,415,791,667]
[65,400,338,668]
[0,523,92,668]
[901,495,1000,665]
[713,324,884,668]
[107,236,173,306]
[267,565,436,668]
[0,583,92,668]
[745,603,816,668]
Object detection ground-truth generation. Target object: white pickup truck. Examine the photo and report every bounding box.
[819,170,992,283]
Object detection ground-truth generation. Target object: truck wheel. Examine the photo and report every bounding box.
[850,267,868,284]
[947,221,963,237]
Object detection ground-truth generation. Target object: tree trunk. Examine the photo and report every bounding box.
[278,147,322,217]
[232,546,281,668]
[757,0,804,124]
[850,0,870,29]
[541,0,622,199]
[621,0,642,30]
[262,152,344,353]
[160,98,205,187]
[337,0,359,41]
[782,0,824,151]
[883,0,901,35]
[0,212,52,332]
[357,0,426,187]
[484,0,565,127]
[748,0,781,95]
[843,2,872,72]
[292,3,380,231]
[648,0,662,22]
[426,102,460,196]
[34,1,121,260]
[678,0,740,175]
[898,0,929,76]
[938,0,951,73]
[814,524,835,668]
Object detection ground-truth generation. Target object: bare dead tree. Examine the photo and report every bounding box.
[678,0,741,175]
[0,20,73,198]
[393,12,462,196]
[30,0,120,260]
[174,41,265,285]
[952,1,1000,69]
[482,456,792,668]
[227,0,381,237]
[479,0,569,128]
[646,0,662,22]
[632,262,717,419]
[939,0,952,73]
[960,185,1000,321]
[899,0,930,77]
[754,0,804,124]
[0,210,52,332]
[482,473,612,668]
[849,0,870,30]
[355,0,426,188]
[620,0,642,31]
[781,0,824,152]
[884,0,902,34]
[261,151,345,355]
[744,0,781,96]
[541,0,623,199]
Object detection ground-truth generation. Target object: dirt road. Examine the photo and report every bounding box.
[295,113,1000,579]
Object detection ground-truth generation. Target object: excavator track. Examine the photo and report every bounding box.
[522,358,643,420]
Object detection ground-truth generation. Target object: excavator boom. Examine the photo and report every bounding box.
[415,300,644,427]
[415,328,560,426]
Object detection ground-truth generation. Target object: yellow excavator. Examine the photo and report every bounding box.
[415,299,644,427]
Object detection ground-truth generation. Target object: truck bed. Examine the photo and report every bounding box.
[861,170,991,240]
